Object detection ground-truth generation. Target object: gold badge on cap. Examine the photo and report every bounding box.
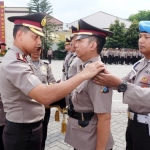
[41,16,46,27]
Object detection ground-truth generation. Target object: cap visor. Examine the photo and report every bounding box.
[76,34,91,40]
[30,27,45,37]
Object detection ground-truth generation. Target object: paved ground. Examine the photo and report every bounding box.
[44,60,132,150]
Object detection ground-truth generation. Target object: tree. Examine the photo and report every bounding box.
[128,10,150,22]
[28,0,55,58]
[105,20,126,48]
[126,20,139,49]
[52,41,66,60]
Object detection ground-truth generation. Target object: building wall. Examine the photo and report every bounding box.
[69,11,132,29]
[4,7,28,48]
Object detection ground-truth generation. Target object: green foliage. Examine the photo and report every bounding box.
[57,41,65,51]
[28,0,55,58]
[128,10,150,22]
[52,41,66,60]
[105,20,126,48]
[126,20,139,49]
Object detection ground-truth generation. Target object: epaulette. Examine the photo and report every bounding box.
[132,58,143,72]
[16,53,26,62]
[43,60,49,64]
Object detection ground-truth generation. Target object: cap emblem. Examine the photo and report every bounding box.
[41,17,46,27]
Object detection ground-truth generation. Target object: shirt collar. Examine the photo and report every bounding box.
[11,45,25,55]
[79,56,101,71]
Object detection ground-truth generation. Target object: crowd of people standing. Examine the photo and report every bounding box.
[101,48,144,65]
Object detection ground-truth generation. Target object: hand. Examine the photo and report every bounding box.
[93,69,122,87]
[81,61,105,80]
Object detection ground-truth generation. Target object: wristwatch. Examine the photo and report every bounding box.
[118,82,127,92]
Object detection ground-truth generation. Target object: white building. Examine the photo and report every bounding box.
[68,11,132,30]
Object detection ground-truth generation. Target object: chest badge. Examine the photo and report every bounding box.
[141,76,149,84]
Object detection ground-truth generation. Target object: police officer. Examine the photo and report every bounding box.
[67,26,79,80]
[47,47,53,63]
[28,47,56,150]
[65,19,114,150]
[62,38,71,81]
[0,13,103,150]
[93,21,150,150]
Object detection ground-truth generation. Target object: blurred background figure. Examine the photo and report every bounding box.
[47,47,53,64]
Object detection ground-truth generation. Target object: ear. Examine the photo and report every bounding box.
[17,30,23,41]
[90,41,97,51]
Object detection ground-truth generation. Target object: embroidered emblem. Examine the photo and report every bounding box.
[101,86,109,93]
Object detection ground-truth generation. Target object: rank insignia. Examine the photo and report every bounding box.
[16,53,26,62]
[101,86,109,93]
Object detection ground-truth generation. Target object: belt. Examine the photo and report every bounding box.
[128,111,149,123]
[68,109,94,121]
[128,111,150,135]
[6,119,43,129]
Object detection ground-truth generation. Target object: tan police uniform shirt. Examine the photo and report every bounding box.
[62,52,73,81]
[0,45,45,123]
[27,58,56,85]
[65,54,81,106]
[0,63,6,126]
[65,56,114,150]
[122,58,150,114]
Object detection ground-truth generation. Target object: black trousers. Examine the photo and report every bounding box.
[41,108,50,150]
[48,55,52,63]
[126,119,150,150]
[0,125,4,150]
[3,120,42,150]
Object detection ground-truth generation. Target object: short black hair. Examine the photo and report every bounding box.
[88,36,106,54]
[13,25,30,39]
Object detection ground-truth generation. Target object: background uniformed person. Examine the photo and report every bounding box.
[62,38,71,81]
[0,13,103,150]
[28,47,56,150]
[93,21,150,150]
[47,47,53,63]
[65,19,114,150]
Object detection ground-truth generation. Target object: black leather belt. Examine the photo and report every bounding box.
[68,109,94,121]
[6,119,43,129]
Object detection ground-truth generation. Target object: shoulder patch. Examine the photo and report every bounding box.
[16,53,26,62]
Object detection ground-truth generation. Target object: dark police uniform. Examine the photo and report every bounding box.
[65,19,114,150]
[122,21,150,150]
[0,13,46,150]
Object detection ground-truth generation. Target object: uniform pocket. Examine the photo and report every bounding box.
[40,65,47,76]
[73,84,84,106]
